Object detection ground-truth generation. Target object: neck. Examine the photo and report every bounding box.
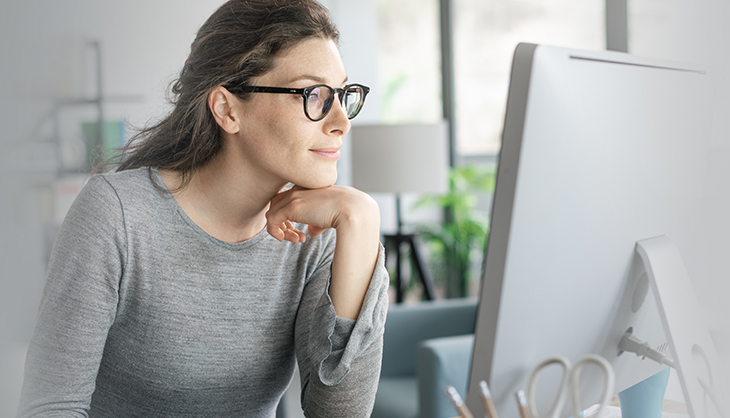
[160,152,285,243]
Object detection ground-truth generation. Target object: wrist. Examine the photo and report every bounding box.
[334,191,380,237]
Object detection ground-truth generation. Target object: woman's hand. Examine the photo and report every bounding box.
[266,185,381,319]
[265,185,378,243]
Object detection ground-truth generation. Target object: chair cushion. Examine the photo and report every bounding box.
[370,376,418,418]
[381,298,477,377]
[417,335,474,418]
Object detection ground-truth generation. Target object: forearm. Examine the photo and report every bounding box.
[329,203,381,319]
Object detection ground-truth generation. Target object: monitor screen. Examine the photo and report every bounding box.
[465,43,715,417]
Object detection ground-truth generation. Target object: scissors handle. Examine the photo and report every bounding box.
[527,355,572,418]
[568,354,615,418]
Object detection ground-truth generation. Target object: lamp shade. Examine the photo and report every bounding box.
[350,122,450,194]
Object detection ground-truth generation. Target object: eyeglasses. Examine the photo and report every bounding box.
[226,83,370,122]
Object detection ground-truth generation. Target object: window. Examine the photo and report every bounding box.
[376,0,442,124]
[375,0,607,298]
[452,0,605,156]
[628,0,681,60]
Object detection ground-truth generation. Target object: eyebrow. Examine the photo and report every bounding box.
[289,75,349,86]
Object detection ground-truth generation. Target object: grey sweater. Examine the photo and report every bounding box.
[18,167,389,418]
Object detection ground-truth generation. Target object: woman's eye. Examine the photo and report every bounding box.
[307,90,322,106]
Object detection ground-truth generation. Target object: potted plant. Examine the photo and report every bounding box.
[413,164,496,298]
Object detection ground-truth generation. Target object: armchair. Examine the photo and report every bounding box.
[371,298,477,418]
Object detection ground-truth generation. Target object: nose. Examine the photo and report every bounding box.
[324,93,351,135]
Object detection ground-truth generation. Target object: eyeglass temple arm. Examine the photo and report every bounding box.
[227,86,305,94]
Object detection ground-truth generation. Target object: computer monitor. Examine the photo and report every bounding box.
[465,43,718,417]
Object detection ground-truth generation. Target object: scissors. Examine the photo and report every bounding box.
[526,353,615,418]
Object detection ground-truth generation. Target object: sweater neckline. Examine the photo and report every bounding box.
[149,167,270,250]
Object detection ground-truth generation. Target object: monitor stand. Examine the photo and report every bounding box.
[635,235,727,418]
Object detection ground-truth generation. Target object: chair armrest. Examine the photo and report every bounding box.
[381,298,477,377]
[416,334,474,418]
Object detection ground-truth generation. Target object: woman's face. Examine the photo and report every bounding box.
[232,37,351,190]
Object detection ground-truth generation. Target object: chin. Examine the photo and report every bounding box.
[297,171,338,189]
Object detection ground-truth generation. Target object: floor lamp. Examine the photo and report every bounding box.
[351,122,450,303]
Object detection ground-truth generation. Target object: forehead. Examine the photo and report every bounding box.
[262,37,347,85]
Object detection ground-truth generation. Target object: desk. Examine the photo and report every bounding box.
[582,396,689,418]
[448,397,689,418]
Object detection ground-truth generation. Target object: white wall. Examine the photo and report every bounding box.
[629,0,730,403]
[1,0,227,337]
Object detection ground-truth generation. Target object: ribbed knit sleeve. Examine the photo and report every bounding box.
[295,243,389,417]
[18,175,126,417]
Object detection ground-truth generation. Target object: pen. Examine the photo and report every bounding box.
[479,380,499,418]
[515,389,530,418]
[445,385,475,418]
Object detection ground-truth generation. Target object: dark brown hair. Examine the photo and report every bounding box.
[113,0,339,190]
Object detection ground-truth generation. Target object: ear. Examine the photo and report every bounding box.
[208,86,240,134]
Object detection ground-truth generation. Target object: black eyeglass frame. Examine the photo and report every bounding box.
[226,83,370,122]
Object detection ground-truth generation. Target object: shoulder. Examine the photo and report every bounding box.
[89,167,170,211]
[95,167,161,196]
[78,167,155,199]
[69,167,167,227]
[56,172,133,252]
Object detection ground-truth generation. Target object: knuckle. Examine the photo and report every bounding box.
[287,197,305,212]
[265,210,275,221]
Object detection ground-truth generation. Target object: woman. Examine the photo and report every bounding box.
[18,1,388,416]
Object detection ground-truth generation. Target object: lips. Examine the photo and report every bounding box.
[310,147,341,160]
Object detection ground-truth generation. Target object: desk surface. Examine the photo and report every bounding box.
[447,395,689,418]
[582,396,689,418]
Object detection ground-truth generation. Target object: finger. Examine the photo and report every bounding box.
[270,187,294,207]
[270,184,307,207]
[265,201,297,242]
[296,227,307,242]
[307,225,326,238]
[266,193,301,226]
[267,223,286,242]
[283,227,301,243]
[282,221,304,243]
[269,220,306,244]
[286,221,307,243]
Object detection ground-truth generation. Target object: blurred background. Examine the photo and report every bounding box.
[1,0,729,415]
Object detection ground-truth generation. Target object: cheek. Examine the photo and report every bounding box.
[239,99,316,159]
[244,118,309,165]
[244,106,289,144]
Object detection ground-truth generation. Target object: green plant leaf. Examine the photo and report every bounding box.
[410,164,496,298]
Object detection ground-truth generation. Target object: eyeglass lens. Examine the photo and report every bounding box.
[305,85,365,120]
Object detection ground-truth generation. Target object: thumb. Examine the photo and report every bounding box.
[307,224,327,238]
